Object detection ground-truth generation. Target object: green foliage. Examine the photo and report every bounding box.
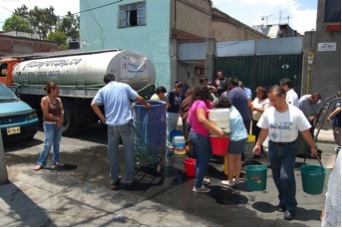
[2,15,33,33]
[47,31,67,47]
[2,4,79,49]
[14,5,30,19]
[57,11,80,40]
[28,6,58,39]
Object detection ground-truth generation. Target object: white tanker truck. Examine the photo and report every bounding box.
[4,49,156,136]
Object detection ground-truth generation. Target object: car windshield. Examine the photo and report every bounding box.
[0,83,18,102]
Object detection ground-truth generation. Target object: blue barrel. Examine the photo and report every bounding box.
[133,100,166,155]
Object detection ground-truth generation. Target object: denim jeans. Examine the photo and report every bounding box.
[189,131,211,188]
[268,141,298,211]
[107,122,135,182]
[37,122,63,166]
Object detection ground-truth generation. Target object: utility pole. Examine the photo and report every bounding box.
[0,131,8,183]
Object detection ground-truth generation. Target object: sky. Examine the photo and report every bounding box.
[0,0,317,34]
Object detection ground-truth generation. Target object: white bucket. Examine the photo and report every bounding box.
[208,109,230,134]
[321,153,337,169]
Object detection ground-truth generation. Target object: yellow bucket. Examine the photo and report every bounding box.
[247,134,256,143]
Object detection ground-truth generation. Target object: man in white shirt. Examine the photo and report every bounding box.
[299,92,322,134]
[280,78,299,107]
[253,85,317,221]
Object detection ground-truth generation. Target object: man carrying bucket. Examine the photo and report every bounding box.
[252,85,318,220]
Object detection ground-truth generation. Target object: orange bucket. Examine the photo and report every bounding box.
[210,136,230,155]
[183,158,196,177]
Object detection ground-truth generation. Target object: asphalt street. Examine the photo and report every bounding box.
[0,123,338,227]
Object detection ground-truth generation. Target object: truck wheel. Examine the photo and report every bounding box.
[62,100,80,136]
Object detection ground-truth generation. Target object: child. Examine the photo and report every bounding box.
[215,96,248,187]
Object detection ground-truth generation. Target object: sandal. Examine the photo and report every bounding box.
[33,165,43,171]
[54,162,64,168]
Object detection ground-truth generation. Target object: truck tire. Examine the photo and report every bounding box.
[62,99,80,136]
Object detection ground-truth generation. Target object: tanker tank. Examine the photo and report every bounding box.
[12,50,156,91]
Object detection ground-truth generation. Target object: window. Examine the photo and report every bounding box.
[0,63,8,77]
[118,2,146,28]
[325,0,341,23]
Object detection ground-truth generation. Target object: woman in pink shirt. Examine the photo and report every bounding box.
[188,85,225,193]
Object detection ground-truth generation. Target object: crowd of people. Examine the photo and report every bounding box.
[32,71,340,224]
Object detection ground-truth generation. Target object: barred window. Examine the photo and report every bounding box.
[118,2,146,28]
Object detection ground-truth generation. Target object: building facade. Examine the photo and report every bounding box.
[301,0,341,99]
[79,0,267,90]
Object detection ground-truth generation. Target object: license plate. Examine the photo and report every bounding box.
[7,126,21,135]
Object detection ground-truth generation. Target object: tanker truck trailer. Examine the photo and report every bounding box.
[3,49,156,136]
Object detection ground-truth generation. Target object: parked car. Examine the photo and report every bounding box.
[0,83,39,142]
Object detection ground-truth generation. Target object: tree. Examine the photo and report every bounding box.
[2,4,80,50]
[2,15,33,33]
[28,6,58,39]
[57,11,80,40]
[47,31,67,50]
[14,4,30,19]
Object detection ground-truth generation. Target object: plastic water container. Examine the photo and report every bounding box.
[133,100,166,155]
[245,165,267,191]
[172,135,186,154]
[210,136,230,155]
[300,159,327,195]
[169,130,183,143]
[173,136,186,149]
[208,109,230,135]
[321,153,336,169]
[184,158,196,177]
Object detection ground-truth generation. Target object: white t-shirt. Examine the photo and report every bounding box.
[286,89,299,107]
[257,104,311,142]
[251,98,270,121]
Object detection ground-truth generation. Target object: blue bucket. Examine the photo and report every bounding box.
[133,100,166,155]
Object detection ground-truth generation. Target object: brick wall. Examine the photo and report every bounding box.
[172,0,266,42]
[174,0,212,40]
[0,35,57,57]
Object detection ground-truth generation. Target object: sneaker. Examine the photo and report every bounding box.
[221,180,236,187]
[110,176,122,185]
[110,176,122,190]
[284,210,295,220]
[234,179,244,185]
[192,185,211,193]
[126,178,139,187]
[203,178,211,185]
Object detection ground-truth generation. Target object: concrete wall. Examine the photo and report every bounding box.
[212,20,267,42]
[80,0,171,89]
[301,0,341,100]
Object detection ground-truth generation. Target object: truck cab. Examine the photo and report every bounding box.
[0,58,21,86]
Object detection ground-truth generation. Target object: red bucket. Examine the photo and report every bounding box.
[210,136,230,155]
[183,158,196,177]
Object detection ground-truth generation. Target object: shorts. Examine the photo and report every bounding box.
[228,138,247,155]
